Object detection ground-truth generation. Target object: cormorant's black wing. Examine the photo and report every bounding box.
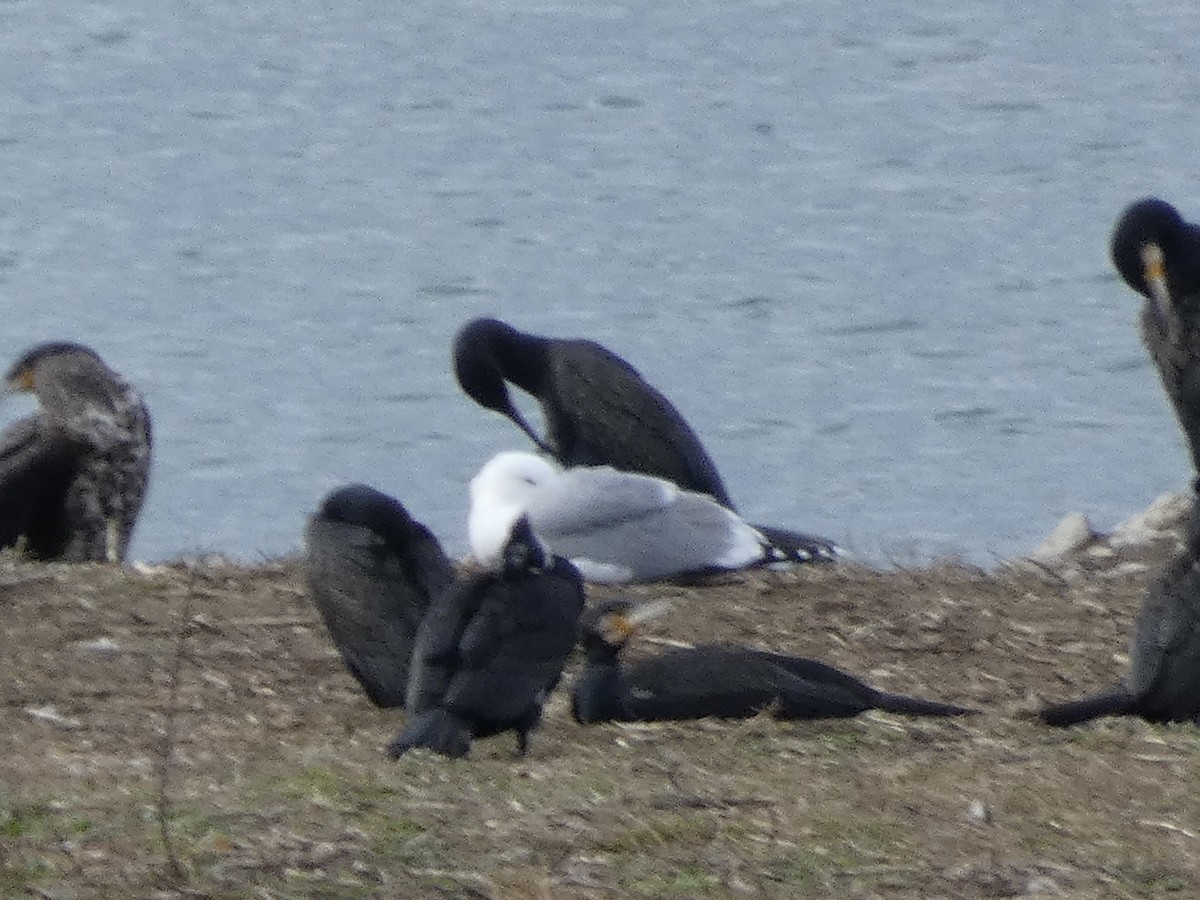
[618,646,797,721]
[548,341,735,508]
[0,414,81,557]
[758,650,974,717]
[404,573,492,714]
[444,559,585,725]
[304,513,453,708]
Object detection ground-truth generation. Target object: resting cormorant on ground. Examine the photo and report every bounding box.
[1039,505,1200,726]
[0,341,151,563]
[303,484,455,708]
[452,318,838,562]
[1110,198,1200,472]
[387,515,585,759]
[468,451,825,584]
[572,599,978,724]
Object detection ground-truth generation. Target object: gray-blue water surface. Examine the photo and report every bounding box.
[0,1,1195,566]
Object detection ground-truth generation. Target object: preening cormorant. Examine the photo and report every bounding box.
[468,451,824,584]
[0,341,151,563]
[303,484,455,708]
[1110,198,1200,472]
[572,598,977,724]
[387,515,585,759]
[1039,505,1200,726]
[1047,197,1200,727]
[454,317,734,503]
[452,318,838,562]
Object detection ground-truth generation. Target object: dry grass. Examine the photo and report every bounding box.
[2,549,1198,898]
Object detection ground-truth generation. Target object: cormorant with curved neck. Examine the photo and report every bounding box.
[387,516,585,759]
[572,599,977,724]
[1039,201,1200,726]
[452,317,839,561]
[304,484,455,708]
[1110,197,1200,472]
[0,341,152,563]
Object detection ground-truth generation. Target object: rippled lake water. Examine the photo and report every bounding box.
[1,1,1197,565]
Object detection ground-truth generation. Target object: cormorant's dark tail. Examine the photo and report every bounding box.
[1038,688,1133,727]
[386,709,471,759]
[754,524,841,564]
[874,692,978,717]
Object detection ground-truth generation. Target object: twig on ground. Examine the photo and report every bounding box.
[155,574,197,885]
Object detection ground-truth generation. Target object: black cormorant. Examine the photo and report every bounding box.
[452,318,838,562]
[387,515,585,759]
[572,599,977,724]
[303,484,455,708]
[1110,198,1200,472]
[468,451,823,584]
[454,317,733,503]
[1039,506,1200,726]
[0,341,151,563]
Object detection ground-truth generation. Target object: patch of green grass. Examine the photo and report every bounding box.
[255,764,402,816]
[1,799,56,839]
[0,800,69,893]
[0,797,96,848]
[1106,862,1191,896]
[759,848,834,894]
[593,810,721,853]
[275,868,380,899]
[623,862,722,896]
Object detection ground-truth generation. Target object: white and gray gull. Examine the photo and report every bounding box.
[468,450,818,584]
[452,317,839,563]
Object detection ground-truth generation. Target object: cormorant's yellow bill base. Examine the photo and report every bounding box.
[7,368,35,392]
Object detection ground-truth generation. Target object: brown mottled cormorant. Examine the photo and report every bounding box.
[0,341,151,563]
[1039,505,1200,726]
[303,484,455,708]
[452,317,839,562]
[572,599,977,724]
[468,451,827,584]
[387,515,585,759]
[1110,197,1200,472]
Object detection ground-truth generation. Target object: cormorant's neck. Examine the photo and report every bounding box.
[494,329,550,395]
[572,657,631,724]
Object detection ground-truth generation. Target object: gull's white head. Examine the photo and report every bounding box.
[467,451,560,565]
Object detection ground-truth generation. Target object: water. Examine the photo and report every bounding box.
[0,0,1195,566]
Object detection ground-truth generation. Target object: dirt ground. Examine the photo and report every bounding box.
[2,534,1199,899]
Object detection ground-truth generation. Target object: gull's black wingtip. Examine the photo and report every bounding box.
[755,523,843,564]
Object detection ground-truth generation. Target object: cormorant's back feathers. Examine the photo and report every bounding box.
[303,484,455,708]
